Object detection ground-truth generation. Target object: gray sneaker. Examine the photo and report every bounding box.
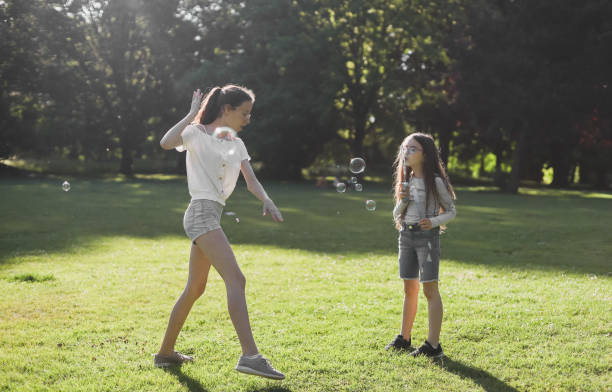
[153,351,194,368]
[235,354,285,380]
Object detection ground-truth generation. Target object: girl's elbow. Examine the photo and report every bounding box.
[160,140,175,150]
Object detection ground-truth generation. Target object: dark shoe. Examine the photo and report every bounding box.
[385,335,413,351]
[153,351,194,368]
[410,340,444,358]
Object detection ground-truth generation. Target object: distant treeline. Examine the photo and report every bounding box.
[1,0,610,191]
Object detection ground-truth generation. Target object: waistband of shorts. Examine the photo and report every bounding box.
[401,223,440,233]
[189,198,224,209]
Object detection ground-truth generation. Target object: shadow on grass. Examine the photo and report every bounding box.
[245,386,293,392]
[164,366,292,392]
[436,357,519,392]
[165,366,210,392]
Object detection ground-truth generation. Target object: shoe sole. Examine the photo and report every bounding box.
[386,346,415,352]
[154,361,175,368]
[412,352,445,359]
[235,365,285,380]
[152,354,193,368]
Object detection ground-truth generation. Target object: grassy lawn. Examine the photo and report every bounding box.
[0,177,610,391]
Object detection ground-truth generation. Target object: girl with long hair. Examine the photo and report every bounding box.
[385,133,456,358]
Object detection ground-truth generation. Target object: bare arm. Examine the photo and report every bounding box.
[240,160,284,222]
[160,89,203,150]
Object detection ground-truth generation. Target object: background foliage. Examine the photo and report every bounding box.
[1,0,611,189]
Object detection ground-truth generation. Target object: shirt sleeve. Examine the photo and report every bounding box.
[236,138,251,161]
[429,177,456,228]
[177,124,198,152]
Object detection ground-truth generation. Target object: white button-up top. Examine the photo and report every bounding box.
[179,124,250,205]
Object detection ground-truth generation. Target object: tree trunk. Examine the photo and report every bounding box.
[507,129,526,193]
[438,127,451,167]
[494,145,506,189]
[351,121,366,157]
[120,143,134,177]
[551,145,571,188]
[595,167,608,189]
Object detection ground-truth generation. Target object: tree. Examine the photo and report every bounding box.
[307,0,458,158]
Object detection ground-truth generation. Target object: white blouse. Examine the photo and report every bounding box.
[179,124,250,205]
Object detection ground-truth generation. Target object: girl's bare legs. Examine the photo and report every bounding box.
[401,279,420,339]
[422,281,443,347]
[193,228,258,356]
[158,244,212,355]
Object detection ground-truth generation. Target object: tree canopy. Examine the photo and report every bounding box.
[1,0,610,189]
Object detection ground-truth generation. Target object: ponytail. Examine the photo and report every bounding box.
[193,87,222,125]
[192,84,255,125]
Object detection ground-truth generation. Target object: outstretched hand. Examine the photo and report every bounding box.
[263,198,284,222]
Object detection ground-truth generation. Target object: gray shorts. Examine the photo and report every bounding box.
[183,199,223,242]
[398,225,441,282]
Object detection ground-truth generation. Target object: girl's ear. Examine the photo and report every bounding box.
[221,104,233,116]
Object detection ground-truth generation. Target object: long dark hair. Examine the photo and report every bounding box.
[393,132,455,229]
[193,84,255,125]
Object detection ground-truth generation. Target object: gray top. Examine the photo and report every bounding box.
[392,177,456,228]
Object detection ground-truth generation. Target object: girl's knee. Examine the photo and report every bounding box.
[225,271,246,291]
[185,282,207,300]
[422,283,440,300]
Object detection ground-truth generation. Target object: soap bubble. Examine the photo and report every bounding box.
[365,199,376,211]
[350,176,358,184]
[336,183,347,193]
[62,181,70,192]
[213,126,237,140]
[354,183,363,192]
[224,211,240,223]
[349,157,366,174]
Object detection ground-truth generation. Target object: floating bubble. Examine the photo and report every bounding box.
[213,126,237,140]
[336,182,347,193]
[365,199,376,211]
[349,157,366,174]
[62,181,70,192]
[224,211,240,223]
[350,176,358,184]
[354,183,363,192]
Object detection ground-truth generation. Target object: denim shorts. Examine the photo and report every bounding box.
[398,224,440,282]
[183,199,223,242]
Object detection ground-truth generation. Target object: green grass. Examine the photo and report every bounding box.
[0,177,610,391]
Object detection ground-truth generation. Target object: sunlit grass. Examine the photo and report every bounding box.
[1,177,610,391]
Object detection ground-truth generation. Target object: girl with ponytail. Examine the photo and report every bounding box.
[157,85,285,380]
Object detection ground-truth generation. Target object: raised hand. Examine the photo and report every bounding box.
[189,89,204,118]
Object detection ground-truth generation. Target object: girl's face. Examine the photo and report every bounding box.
[222,101,253,132]
[403,137,424,167]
